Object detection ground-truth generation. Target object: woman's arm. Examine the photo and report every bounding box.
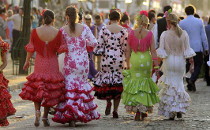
[23,52,34,71]
[0,53,7,72]
[150,34,158,67]
[126,43,131,69]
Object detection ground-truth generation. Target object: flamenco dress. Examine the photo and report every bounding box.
[93,26,128,100]
[53,25,100,124]
[122,30,159,114]
[0,40,16,126]
[19,29,67,107]
[157,30,195,117]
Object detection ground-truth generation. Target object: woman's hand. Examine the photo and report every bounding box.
[23,61,30,71]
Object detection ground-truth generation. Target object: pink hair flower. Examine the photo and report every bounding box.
[139,10,148,17]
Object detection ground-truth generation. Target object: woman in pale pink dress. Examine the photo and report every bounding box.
[53,6,100,127]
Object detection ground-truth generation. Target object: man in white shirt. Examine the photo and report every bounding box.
[7,7,23,59]
[179,5,209,91]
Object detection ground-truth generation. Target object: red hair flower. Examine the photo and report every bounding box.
[139,10,148,17]
[41,9,46,16]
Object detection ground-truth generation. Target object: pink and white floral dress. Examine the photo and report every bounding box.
[53,25,100,123]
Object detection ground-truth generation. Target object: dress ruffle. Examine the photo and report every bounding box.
[52,82,100,123]
[156,48,168,58]
[158,75,191,117]
[19,73,66,107]
[122,70,159,113]
[93,71,123,86]
[184,48,196,58]
[93,71,123,100]
[0,74,16,124]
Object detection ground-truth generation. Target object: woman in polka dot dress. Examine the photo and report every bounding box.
[93,10,128,118]
[121,11,159,121]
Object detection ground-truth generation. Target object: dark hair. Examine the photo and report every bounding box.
[163,5,172,13]
[194,13,200,18]
[179,16,184,20]
[43,9,54,25]
[120,12,129,24]
[149,9,156,14]
[157,13,164,17]
[109,10,121,21]
[32,7,39,15]
[78,13,83,21]
[66,6,78,33]
[0,7,6,14]
[95,14,102,20]
[148,12,155,21]
[185,5,195,15]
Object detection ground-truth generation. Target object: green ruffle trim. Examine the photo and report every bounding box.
[122,70,160,107]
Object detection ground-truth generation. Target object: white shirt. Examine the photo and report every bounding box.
[8,14,22,31]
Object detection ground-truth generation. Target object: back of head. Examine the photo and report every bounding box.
[163,5,172,13]
[148,12,155,21]
[43,9,54,25]
[95,14,102,20]
[135,11,149,28]
[166,13,183,37]
[65,6,78,33]
[185,5,196,15]
[109,10,121,21]
[120,12,130,24]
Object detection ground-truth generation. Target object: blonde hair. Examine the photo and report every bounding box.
[134,14,149,31]
[166,13,183,37]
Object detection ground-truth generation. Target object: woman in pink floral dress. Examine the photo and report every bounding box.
[53,6,100,127]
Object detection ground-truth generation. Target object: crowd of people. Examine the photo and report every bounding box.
[0,3,210,128]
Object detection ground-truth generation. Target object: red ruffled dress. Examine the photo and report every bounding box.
[19,29,67,107]
[0,39,16,126]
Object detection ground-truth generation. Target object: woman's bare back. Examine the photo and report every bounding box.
[36,26,59,42]
[63,23,84,37]
[106,24,123,34]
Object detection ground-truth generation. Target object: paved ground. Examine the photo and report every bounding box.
[1,55,210,130]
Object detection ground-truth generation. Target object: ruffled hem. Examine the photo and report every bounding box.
[0,38,10,54]
[0,73,9,90]
[0,87,16,119]
[94,84,123,100]
[53,83,100,123]
[93,71,123,86]
[122,70,159,108]
[156,48,168,58]
[158,75,190,117]
[184,48,196,58]
[0,119,9,126]
[26,72,65,83]
[125,104,153,114]
[19,73,66,107]
[57,44,68,53]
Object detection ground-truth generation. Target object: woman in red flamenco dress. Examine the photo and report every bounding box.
[19,10,67,127]
[0,37,16,127]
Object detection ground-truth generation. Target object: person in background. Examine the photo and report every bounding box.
[94,14,105,71]
[0,7,7,40]
[148,11,156,31]
[179,16,184,21]
[157,13,164,18]
[120,12,132,33]
[7,7,23,59]
[7,10,13,49]
[84,14,98,81]
[32,7,39,29]
[205,17,210,86]
[194,13,200,19]
[179,5,209,91]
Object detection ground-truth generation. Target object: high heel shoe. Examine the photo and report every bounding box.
[134,111,141,121]
[69,120,76,127]
[105,101,112,115]
[113,111,119,118]
[42,118,50,127]
[34,110,41,127]
[141,113,148,121]
[177,112,182,118]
